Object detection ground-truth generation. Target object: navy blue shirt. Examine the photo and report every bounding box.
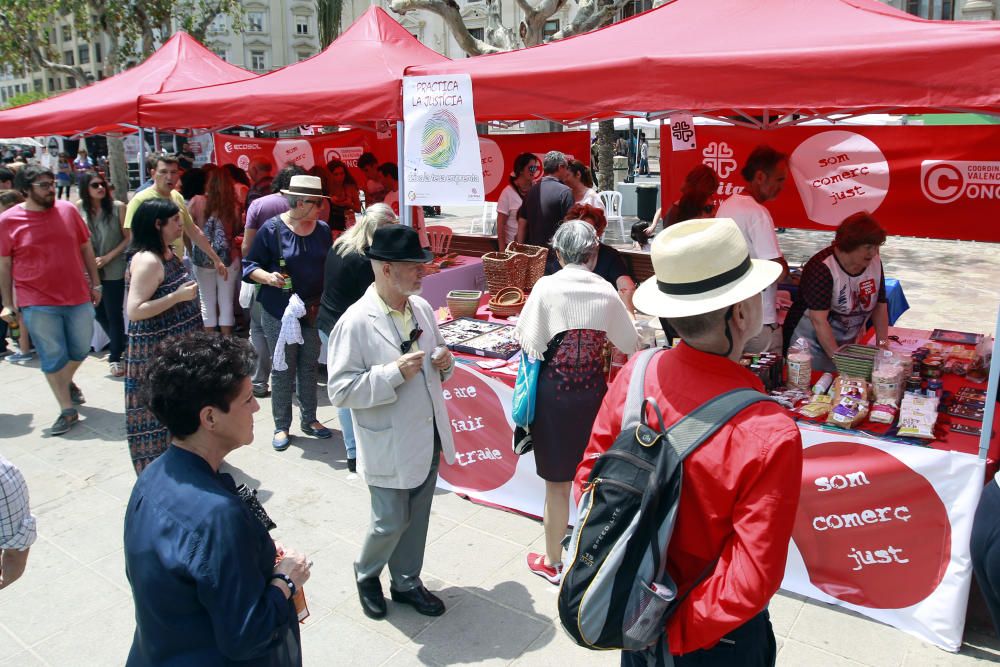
[124,446,301,667]
[242,216,332,320]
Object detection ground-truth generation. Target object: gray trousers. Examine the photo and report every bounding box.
[250,301,271,390]
[356,439,441,592]
[259,308,320,432]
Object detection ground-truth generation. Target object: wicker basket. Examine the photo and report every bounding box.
[487,298,526,318]
[482,251,528,294]
[446,290,482,319]
[506,242,548,289]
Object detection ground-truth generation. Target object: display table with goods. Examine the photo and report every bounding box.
[431,294,994,651]
[419,254,485,309]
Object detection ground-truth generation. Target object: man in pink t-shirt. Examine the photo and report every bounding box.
[0,165,103,435]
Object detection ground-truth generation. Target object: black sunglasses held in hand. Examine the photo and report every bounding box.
[401,327,423,353]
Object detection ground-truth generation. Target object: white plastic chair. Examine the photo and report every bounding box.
[599,190,625,242]
[470,201,498,236]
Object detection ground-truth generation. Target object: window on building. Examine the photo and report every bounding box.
[904,0,954,19]
[36,79,45,93]
[208,14,228,33]
[78,44,90,65]
[66,77,77,89]
[250,50,267,71]
[247,11,266,32]
[621,0,653,19]
[62,26,72,41]
[297,51,312,62]
[212,48,228,61]
[95,43,102,62]
[468,27,485,41]
[64,50,74,66]
[296,15,310,35]
[543,19,559,40]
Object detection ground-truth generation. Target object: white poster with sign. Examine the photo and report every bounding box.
[669,113,697,152]
[436,365,575,523]
[789,130,891,226]
[402,74,484,205]
[781,426,984,651]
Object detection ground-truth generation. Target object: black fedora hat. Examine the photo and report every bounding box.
[365,225,434,263]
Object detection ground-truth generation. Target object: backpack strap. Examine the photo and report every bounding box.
[665,388,775,460]
[621,347,664,430]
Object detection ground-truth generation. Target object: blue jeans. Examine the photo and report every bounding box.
[22,303,94,373]
[319,330,356,459]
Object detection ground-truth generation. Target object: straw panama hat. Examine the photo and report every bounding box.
[280,174,330,198]
[632,218,782,319]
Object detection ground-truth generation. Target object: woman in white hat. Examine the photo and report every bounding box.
[242,174,333,451]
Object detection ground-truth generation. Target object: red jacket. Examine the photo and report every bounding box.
[574,342,802,655]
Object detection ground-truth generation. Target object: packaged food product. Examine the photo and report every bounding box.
[896,393,939,439]
[826,376,870,428]
[786,338,812,391]
[799,394,833,418]
[869,403,898,424]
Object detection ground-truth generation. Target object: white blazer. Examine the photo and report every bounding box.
[327,285,456,489]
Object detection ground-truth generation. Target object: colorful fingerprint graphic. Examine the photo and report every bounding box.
[420,110,461,169]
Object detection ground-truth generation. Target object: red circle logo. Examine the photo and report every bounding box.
[437,366,517,492]
[791,441,950,609]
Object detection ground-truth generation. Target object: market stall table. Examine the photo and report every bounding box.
[421,256,485,309]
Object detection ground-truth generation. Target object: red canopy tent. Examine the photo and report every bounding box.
[138,7,449,131]
[406,0,1000,125]
[0,32,255,137]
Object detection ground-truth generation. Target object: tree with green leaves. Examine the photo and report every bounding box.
[0,0,242,198]
[317,0,344,50]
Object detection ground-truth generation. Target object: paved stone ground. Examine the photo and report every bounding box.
[1,227,1000,665]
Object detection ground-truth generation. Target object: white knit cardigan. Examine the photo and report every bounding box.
[513,265,640,359]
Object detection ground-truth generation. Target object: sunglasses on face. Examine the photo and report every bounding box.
[89,182,107,190]
[400,327,423,353]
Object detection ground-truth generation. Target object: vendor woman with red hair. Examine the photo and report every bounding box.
[783,212,889,369]
[545,203,637,311]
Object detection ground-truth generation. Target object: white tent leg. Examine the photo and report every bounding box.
[397,120,411,228]
[138,127,147,184]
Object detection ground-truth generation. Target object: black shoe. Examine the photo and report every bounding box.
[347,457,356,473]
[390,585,445,616]
[357,575,387,619]
[252,385,270,398]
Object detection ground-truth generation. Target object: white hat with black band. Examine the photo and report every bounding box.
[633,218,782,319]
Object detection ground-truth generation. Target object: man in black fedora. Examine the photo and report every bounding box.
[327,225,457,620]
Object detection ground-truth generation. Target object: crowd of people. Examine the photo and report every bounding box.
[0,138,929,667]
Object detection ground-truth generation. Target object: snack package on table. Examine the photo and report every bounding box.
[872,350,907,405]
[799,394,833,419]
[897,393,939,439]
[826,375,870,429]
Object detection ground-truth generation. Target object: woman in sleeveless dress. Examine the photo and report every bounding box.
[124,198,202,474]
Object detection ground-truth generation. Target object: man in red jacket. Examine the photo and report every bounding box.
[575,218,803,667]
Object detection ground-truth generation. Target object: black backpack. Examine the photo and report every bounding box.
[557,347,772,655]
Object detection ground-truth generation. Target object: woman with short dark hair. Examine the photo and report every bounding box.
[782,212,890,369]
[124,198,203,474]
[124,332,311,666]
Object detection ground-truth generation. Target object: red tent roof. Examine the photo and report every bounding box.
[406,0,1000,123]
[0,32,255,137]
[138,7,449,130]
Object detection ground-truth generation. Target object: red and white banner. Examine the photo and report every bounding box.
[213,130,590,204]
[434,370,984,651]
[782,427,983,652]
[436,365,567,521]
[661,125,1000,242]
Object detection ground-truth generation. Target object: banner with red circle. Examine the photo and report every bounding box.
[781,426,984,652]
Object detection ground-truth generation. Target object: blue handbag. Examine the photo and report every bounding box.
[511,351,540,429]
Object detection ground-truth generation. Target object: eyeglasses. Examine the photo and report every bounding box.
[89,182,107,190]
[32,181,55,190]
[400,327,423,353]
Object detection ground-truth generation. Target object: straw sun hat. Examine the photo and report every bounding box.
[632,218,782,319]
[280,174,329,198]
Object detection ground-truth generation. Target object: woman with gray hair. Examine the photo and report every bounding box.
[513,219,639,584]
[316,203,398,472]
